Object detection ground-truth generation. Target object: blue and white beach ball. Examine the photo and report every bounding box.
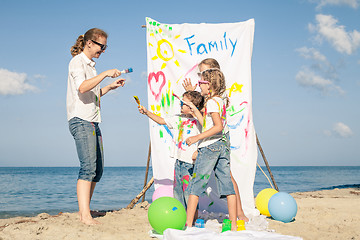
[268,192,297,223]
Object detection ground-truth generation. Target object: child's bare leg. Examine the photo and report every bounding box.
[230,172,249,222]
[226,194,237,231]
[186,194,199,227]
[77,179,100,225]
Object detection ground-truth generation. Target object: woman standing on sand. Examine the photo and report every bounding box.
[67,28,125,225]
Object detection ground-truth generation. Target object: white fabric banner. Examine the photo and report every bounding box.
[146,17,259,216]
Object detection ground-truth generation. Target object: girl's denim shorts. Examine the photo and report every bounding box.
[188,135,235,198]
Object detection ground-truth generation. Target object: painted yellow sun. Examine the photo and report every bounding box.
[149,31,186,70]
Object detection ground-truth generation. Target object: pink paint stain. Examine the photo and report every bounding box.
[184,63,199,78]
[148,71,166,101]
[182,175,190,191]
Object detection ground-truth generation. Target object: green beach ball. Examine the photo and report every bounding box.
[148,196,187,234]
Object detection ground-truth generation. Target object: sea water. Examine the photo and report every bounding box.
[0,166,359,219]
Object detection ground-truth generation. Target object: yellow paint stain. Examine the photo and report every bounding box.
[150,33,154,37]
[156,105,161,111]
[151,105,155,111]
[161,62,167,69]
[178,49,186,53]
[174,60,180,67]
[176,75,184,84]
[227,83,243,97]
[149,42,153,47]
[175,35,180,39]
[151,55,158,60]
[159,28,163,33]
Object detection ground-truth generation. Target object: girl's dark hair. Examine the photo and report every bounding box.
[70,28,108,57]
[183,91,205,110]
[199,58,220,69]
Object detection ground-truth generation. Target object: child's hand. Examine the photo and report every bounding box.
[183,101,197,112]
[191,150,198,162]
[185,136,199,146]
[138,105,148,115]
[182,78,197,91]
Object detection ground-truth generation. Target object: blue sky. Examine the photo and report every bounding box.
[0,0,359,167]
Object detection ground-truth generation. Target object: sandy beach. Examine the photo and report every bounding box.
[0,188,359,240]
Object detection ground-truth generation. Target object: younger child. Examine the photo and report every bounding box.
[138,91,204,209]
[185,68,237,231]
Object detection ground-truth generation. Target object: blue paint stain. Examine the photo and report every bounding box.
[161,124,173,138]
[231,145,240,150]
[228,115,244,129]
[172,207,178,211]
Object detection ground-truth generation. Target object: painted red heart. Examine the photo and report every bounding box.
[148,71,166,101]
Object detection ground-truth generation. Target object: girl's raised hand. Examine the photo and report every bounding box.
[182,78,197,91]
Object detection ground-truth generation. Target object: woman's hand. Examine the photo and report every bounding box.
[109,78,125,90]
[106,69,122,78]
[182,78,197,91]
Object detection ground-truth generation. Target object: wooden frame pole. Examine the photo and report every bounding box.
[141,142,151,202]
[256,133,279,191]
[126,177,154,209]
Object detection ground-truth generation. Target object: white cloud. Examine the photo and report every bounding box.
[296,66,345,94]
[296,47,328,62]
[0,68,38,96]
[309,14,360,54]
[324,122,354,138]
[312,0,359,9]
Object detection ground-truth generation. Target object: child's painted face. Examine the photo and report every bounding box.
[181,96,192,114]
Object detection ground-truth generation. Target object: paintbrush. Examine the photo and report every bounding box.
[121,67,133,74]
[133,96,141,107]
[172,93,185,103]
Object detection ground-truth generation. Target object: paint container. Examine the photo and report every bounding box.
[221,219,231,232]
[236,220,246,231]
[195,219,205,228]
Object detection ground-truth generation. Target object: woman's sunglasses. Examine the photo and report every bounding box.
[91,40,107,51]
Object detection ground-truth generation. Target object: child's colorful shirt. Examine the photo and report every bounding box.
[198,96,228,148]
[164,115,202,164]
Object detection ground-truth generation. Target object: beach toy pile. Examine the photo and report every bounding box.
[256,188,298,223]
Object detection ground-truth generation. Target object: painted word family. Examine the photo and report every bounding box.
[183,32,238,57]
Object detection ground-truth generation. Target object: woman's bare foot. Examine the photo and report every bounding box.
[79,212,101,225]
